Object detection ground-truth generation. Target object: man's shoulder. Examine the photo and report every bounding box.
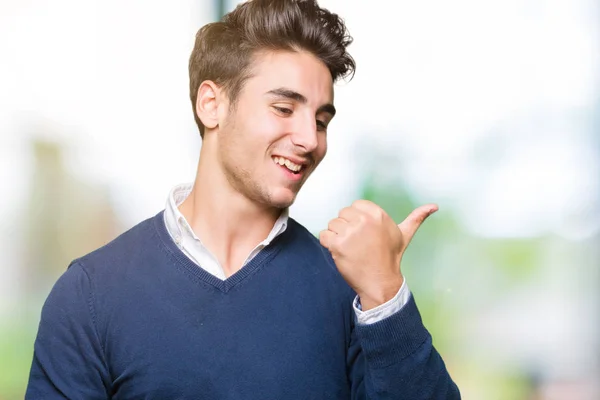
[286,217,325,252]
[285,218,347,277]
[72,211,165,276]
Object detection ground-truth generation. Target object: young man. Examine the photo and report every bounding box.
[26,1,460,398]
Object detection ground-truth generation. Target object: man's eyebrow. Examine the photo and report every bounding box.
[266,87,307,103]
[318,103,336,118]
[266,87,336,117]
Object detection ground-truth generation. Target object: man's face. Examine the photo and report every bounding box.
[216,50,334,209]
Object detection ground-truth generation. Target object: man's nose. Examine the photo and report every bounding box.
[290,114,319,153]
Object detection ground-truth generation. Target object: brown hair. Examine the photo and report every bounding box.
[188,0,355,137]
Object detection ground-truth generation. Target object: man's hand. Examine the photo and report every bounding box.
[319,200,438,311]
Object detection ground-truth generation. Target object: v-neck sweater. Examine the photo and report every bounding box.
[26,211,460,399]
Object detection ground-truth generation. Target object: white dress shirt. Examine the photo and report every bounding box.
[163,183,410,325]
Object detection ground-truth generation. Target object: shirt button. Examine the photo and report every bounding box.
[174,236,182,245]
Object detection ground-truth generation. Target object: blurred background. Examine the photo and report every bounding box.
[1,0,598,398]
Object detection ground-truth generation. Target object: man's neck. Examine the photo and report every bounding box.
[179,157,281,277]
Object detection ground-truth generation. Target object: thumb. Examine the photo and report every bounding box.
[397,204,438,245]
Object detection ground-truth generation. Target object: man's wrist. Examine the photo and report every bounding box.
[357,274,404,311]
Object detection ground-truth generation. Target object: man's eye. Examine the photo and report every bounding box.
[274,106,293,115]
[317,120,327,131]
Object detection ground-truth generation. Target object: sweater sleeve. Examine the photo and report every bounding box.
[25,262,111,399]
[347,293,461,399]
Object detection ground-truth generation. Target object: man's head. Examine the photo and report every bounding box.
[189,0,355,209]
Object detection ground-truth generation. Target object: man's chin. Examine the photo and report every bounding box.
[269,196,296,210]
[268,189,298,209]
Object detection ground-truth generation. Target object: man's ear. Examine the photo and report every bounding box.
[195,80,221,131]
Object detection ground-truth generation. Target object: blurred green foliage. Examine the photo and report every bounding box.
[0,323,35,399]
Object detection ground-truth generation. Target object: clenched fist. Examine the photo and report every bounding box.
[319,200,438,311]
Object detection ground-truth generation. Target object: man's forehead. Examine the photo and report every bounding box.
[248,51,334,102]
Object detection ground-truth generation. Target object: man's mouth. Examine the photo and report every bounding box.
[272,156,305,174]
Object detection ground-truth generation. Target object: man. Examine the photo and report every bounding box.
[26,0,460,398]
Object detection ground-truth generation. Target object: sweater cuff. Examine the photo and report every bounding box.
[354,293,430,369]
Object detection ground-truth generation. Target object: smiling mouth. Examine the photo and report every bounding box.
[272,156,305,174]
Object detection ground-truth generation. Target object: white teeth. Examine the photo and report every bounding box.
[273,156,302,172]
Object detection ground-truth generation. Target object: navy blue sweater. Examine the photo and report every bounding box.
[26,211,460,399]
